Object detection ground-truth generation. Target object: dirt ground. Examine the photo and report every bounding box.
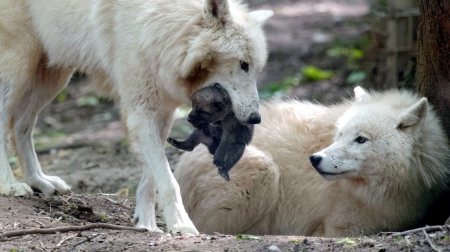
[3,0,450,251]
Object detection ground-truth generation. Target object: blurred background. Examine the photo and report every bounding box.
[12,0,420,196]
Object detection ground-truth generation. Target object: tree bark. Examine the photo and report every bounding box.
[415,0,450,225]
[415,0,450,137]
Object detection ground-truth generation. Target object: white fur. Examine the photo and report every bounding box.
[0,0,272,234]
[174,87,450,237]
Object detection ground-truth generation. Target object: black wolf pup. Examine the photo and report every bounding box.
[167,84,254,181]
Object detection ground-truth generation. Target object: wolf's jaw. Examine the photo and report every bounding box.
[318,170,354,181]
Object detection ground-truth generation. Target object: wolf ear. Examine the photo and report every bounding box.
[398,98,428,131]
[203,0,230,25]
[354,86,370,103]
[250,10,273,26]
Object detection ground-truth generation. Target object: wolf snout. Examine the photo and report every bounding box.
[309,155,323,169]
[247,112,261,124]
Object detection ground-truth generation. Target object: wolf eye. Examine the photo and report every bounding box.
[240,61,249,72]
[355,136,368,144]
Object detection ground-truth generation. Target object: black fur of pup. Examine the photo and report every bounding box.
[167,84,254,181]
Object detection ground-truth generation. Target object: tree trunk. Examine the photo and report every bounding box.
[415,0,450,225]
[415,0,450,137]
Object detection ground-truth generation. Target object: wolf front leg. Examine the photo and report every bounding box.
[125,108,199,234]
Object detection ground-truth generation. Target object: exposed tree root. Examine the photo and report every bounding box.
[0,223,147,241]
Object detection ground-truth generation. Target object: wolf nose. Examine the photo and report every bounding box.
[309,155,323,168]
[247,112,261,124]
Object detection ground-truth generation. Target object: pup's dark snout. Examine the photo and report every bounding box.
[247,112,261,124]
[309,155,323,168]
[187,115,193,124]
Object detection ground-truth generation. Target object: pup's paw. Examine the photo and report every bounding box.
[213,158,230,179]
[27,174,71,194]
[218,169,230,181]
[0,183,33,196]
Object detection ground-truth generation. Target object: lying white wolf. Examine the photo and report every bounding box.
[174,87,450,237]
[0,0,272,234]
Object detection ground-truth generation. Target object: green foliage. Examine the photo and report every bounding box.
[56,90,68,103]
[327,37,370,84]
[258,66,335,99]
[371,0,388,13]
[76,95,100,107]
[93,112,113,122]
[302,66,335,81]
[44,128,66,138]
[337,237,357,245]
[99,214,108,223]
[259,75,301,99]
[258,36,370,99]
[331,37,370,50]
[327,47,364,64]
[347,71,367,84]
[236,234,262,241]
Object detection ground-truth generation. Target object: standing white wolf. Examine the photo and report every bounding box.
[175,87,450,237]
[0,0,273,233]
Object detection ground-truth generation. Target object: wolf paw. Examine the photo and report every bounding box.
[133,215,164,233]
[164,202,199,235]
[27,174,71,194]
[0,183,33,196]
[169,222,199,235]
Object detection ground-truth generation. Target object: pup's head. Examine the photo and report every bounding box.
[188,83,232,129]
[310,87,436,182]
[180,0,273,125]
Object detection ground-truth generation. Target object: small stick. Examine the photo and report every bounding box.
[0,223,147,240]
[56,233,78,247]
[72,233,102,248]
[31,219,46,227]
[423,229,441,252]
[39,241,49,252]
[389,225,446,237]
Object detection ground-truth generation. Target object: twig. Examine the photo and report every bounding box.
[389,225,447,237]
[0,223,147,240]
[423,229,441,252]
[30,219,46,227]
[101,196,132,210]
[40,241,49,252]
[72,233,102,248]
[56,233,78,247]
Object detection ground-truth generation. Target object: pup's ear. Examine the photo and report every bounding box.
[398,97,428,131]
[203,0,230,25]
[353,86,370,103]
[250,10,273,26]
